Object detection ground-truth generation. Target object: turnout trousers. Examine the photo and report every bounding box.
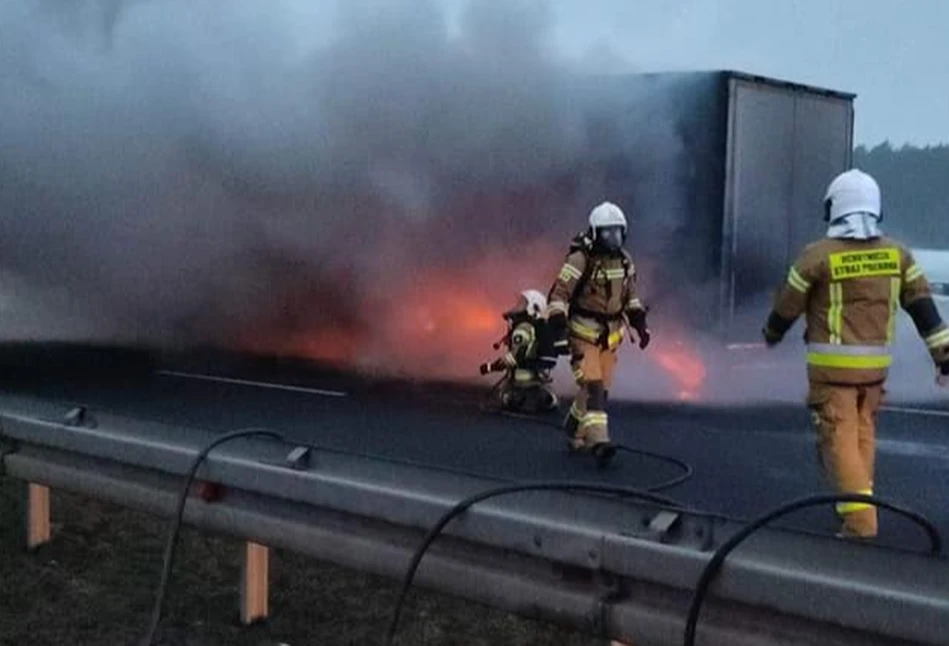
[807,382,883,538]
[564,338,618,449]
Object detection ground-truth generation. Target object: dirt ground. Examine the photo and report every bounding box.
[0,477,607,646]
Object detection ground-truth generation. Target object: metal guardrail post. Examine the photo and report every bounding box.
[240,541,270,625]
[27,483,51,550]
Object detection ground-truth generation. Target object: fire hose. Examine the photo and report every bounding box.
[140,428,285,646]
[479,374,695,492]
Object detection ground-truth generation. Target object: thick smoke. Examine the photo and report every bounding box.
[0,0,689,354]
[1,1,941,405]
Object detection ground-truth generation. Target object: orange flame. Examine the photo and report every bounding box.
[247,241,563,379]
[243,240,710,399]
[647,334,707,400]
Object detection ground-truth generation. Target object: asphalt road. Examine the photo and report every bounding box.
[0,345,947,552]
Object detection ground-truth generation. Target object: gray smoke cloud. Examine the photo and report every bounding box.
[1,0,941,404]
[0,0,691,357]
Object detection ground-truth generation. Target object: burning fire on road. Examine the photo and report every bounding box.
[243,240,709,402]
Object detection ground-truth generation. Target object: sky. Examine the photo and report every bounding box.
[28,0,946,146]
[438,0,948,146]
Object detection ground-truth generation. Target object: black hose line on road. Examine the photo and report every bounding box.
[483,404,695,493]
[133,410,943,646]
[681,492,943,646]
[383,481,682,646]
[140,428,285,646]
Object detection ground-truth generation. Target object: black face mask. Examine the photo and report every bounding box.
[595,226,624,252]
[503,309,530,325]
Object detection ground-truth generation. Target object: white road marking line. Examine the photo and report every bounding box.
[745,428,949,461]
[875,438,949,460]
[157,370,347,398]
[881,405,949,419]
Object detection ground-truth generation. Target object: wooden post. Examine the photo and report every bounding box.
[26,483,51,550]
[240,541,269,624]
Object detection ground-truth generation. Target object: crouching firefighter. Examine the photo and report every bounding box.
[480,289,559,414]
[546,201,651,467]
[763,169,949,539]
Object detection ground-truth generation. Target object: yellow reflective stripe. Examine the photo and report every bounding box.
[607,330,624,348]
[580,412,608,428]
[787,267,810,293]
[828,283,843,344]
[836,489,874,515]
[905,264,924,282]
[569,321,624,347]
[503,352,517,367]
[569,402,584,420]
[627,298,643,309]
[887,277,901,343]
[925,328,949,349]
[569,320,598,342]
[572,369,585,383]
[604,269,626,280]
[513,369,534,382]
[807,353,892,369]
[559,264,583,282]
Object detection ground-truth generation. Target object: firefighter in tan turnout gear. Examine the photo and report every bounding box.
[763,169,949,539]
[546,201,651,468]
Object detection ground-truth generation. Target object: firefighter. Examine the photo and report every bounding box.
[762,169,949,539]
[546,201,651,467]
[480,289,559,414]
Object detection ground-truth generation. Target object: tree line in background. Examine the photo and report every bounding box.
[853,143,949,249]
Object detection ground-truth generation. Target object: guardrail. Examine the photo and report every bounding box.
[1,400,947,645]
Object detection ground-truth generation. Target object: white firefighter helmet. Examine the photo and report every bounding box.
[520,289,547,318]
[588,201,627,251]
[824,169,881,222]
[589,201,627,232]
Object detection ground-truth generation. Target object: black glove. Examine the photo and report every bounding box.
[636,327,651,350]
[626,309,651,350]
[548,312,571,356]
[479,362,491,376]
[762,326,782,348]
[937,360,949,388]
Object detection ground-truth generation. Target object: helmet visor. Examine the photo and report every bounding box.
[596,225,624,251]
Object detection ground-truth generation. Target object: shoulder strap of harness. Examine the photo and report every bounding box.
[568,233,596,305]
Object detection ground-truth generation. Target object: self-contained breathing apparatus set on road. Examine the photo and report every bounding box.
[479,289,560,415]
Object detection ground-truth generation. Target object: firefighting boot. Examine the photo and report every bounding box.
[836,507,878,540]
[592,442,617,469]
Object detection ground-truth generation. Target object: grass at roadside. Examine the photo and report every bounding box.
[0,477,605,646]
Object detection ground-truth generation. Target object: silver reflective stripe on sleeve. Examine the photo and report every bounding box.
[807,343,891,356]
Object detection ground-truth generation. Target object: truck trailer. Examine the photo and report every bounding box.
[559,70,855,343]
